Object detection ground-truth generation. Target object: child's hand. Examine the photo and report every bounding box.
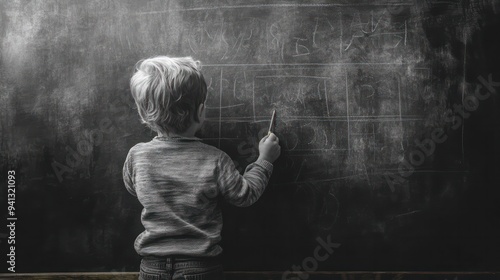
[258,133,281,163]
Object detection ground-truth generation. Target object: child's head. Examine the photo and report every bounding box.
[130,56,207,135]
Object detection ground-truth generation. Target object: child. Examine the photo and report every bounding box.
[123,56,281,280]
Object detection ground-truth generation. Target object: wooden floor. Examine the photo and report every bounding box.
[0,272,498,280]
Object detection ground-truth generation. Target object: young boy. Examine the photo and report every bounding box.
[123,56,281,280]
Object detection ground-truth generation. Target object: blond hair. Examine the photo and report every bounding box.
[130,56,207,134]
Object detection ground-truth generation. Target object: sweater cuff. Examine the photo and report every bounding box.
[255,158,273,174]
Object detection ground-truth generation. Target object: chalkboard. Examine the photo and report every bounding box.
[1,0,499,274]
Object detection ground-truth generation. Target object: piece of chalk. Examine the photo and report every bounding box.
[268,110,277,135]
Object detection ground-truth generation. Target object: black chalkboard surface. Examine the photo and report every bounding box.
[1,0,499,274]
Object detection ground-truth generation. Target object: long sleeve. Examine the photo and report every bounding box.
[122,153,137,197]
[217,152,273,207]
[124,139,268,257]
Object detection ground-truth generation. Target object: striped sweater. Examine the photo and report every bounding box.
[122,136,273,257]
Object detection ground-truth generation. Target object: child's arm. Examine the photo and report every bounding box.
[217,133,281,207]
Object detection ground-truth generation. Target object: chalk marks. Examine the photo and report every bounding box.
[204,64,431,168]
[166,4,414,64]
[218,69,223,148]
[345,70,351,154]
[135,3,414,14]
[187,3,436,230]
[205,104,245,109]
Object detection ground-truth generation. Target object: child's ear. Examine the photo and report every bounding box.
[196,103,205,121]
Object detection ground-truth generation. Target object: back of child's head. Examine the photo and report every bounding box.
[130,56,207,135]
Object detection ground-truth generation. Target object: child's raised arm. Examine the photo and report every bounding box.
[216,133,281,207]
